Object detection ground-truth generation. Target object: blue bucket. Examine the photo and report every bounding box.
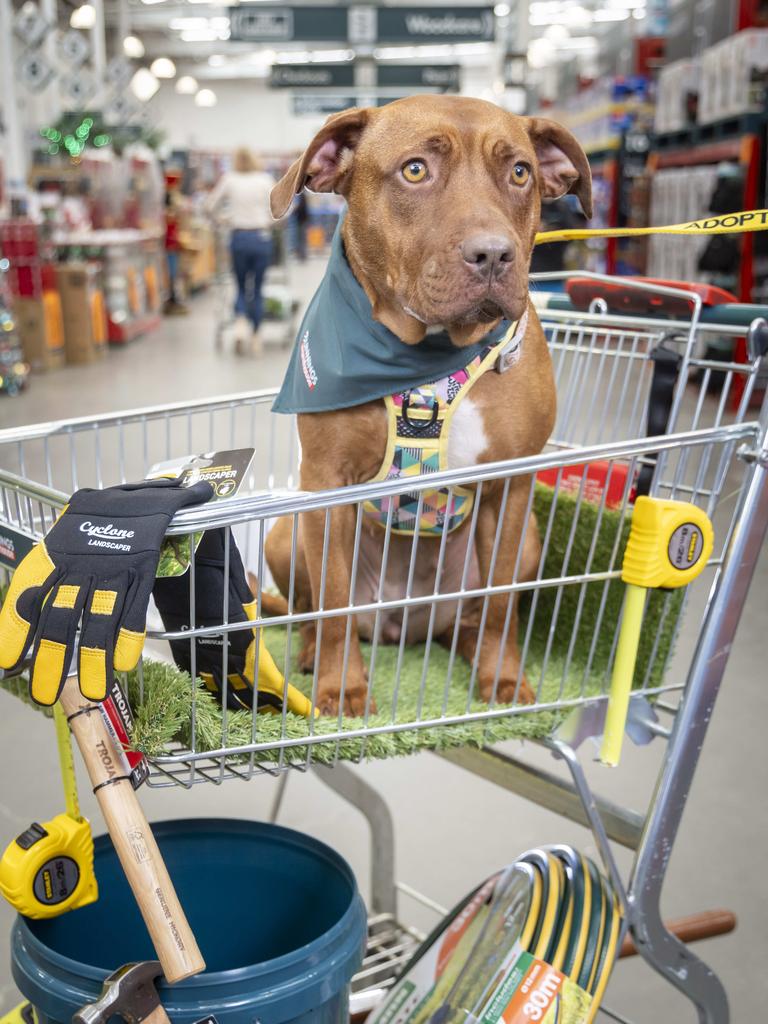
[11,819,367,1024]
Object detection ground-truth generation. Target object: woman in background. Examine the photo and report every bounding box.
[206,148,274,355]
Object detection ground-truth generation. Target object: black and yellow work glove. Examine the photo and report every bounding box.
[0,478,213,705]
[153,528,314,717]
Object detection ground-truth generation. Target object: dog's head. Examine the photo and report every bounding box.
[272,95,591,346]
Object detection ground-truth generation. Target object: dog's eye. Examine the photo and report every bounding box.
[402,160,428,183]
[511,163,530,187]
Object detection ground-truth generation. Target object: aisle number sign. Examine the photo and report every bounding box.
[230,5,495,43]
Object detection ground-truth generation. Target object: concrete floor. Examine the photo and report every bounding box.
[0,260,766,1023]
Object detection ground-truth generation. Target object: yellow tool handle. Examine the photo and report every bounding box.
[53,703,81,822]
[600,584,646,768]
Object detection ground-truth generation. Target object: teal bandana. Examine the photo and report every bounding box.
[272,220,513,414]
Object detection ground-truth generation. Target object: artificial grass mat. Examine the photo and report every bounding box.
[1,485,683,764]
[127,485,683,763]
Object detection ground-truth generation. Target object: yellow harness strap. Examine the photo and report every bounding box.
[363,316,525,537]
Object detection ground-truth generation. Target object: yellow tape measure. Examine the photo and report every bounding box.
[535,208,768,246]
[600,497,714,767]
[0,705,98,918]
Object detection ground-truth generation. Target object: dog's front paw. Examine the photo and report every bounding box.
[480,672,536,706]
[317,676,376,717]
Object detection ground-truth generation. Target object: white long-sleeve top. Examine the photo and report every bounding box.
[205,170,275,230]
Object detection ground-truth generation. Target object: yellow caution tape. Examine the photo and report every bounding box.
[535,208,768,245]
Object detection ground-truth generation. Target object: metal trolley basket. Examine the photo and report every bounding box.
[1,274,767,1024]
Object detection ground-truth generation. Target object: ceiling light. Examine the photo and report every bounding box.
[557,35,598,49]
[527,37,555,68]
[151,57,176,78]
[593,8,630,19]
[140,0,167,6]
[248,48,276,64]
[175,75,198,93]
[123,34,145,58]
[544,23,569,41]
[372,41,491,60]
[494,2,511,15]
[130,67,160,101]
[563,5,593,27]
[170,16,209,28]
[69,4,95,29]
[308,48,355,62]
[195,88,217,106]
[208,53,227,65]
[180,30,221,40]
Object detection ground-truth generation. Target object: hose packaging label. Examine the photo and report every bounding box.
[478,951,592,1023]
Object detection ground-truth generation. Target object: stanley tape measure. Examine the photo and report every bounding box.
[0,704,97,918]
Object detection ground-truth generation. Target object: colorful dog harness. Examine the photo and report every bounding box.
[363,312,529,537]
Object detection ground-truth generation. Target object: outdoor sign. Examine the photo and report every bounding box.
[231,5,495,44]
[272,63,355,88]
[377,64,460,89]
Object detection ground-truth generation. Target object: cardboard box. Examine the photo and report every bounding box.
[56,263,107,365]
[12,295,65,371]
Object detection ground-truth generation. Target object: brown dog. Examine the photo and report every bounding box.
[266,95,591,715]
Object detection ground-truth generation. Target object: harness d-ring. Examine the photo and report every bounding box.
[401,391,439,432]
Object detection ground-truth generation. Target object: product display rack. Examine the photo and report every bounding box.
[647,112,768,410]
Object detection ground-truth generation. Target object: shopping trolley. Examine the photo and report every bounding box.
[0,274,766,1024]
[212,222,299,351]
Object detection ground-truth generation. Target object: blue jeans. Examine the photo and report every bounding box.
[230,230,273,329]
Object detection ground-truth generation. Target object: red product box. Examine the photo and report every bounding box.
[536,460,632,509]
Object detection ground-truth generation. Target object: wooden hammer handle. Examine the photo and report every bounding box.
[141,1004,173,1024]
[619,909,737,958]
[59,677,205,983]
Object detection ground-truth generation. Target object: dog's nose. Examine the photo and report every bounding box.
[460,234,515,278]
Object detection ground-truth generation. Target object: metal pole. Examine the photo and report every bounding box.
[117,0,129,48]
[314,763,397,917]
[91,0,106,82]
[0,0,28,196]
[627,432,768,1022]
[40,0,61,126]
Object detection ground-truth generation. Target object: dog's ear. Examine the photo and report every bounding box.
[526,117,592,219]
[270,106,372,219]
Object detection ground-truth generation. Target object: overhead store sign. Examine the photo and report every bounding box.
[231,5,494,43]
[292,94,359,116]
[272,63,355,88]
[292,93,412,115]
[377,64,460,90]
[375,7,494,42]
[230,6,347,42]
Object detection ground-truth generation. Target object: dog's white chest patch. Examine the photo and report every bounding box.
[446,396,487,469]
